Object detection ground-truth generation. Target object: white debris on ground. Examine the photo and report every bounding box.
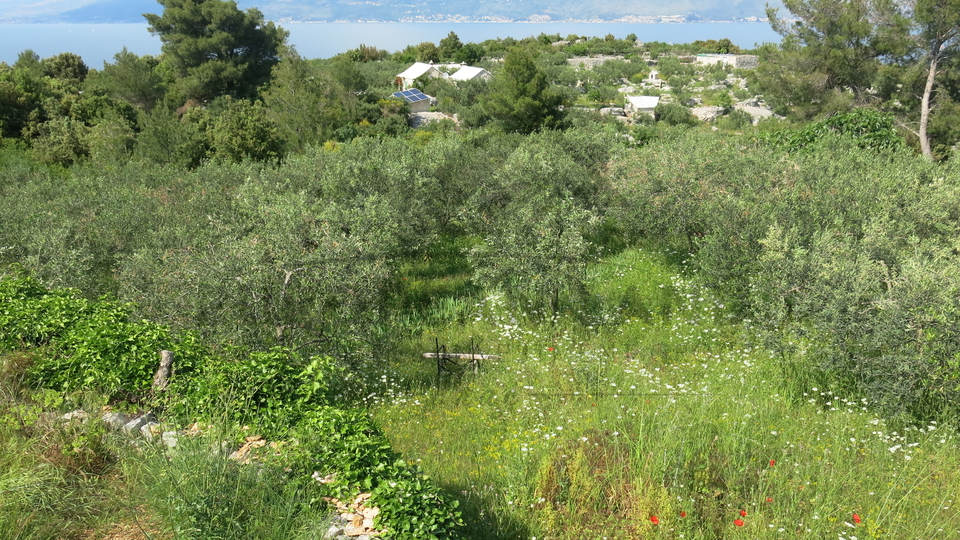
[691,106,725,122]
[408,112,458,129]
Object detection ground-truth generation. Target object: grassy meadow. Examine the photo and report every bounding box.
[372,247,960,539]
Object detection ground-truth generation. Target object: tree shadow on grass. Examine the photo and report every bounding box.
[443,481,533,540]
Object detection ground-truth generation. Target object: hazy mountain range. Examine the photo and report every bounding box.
[0,0,781,24]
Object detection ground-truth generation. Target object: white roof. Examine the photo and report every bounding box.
[626,95,661,109]
[398,62,438,80]
[448,66,489,81]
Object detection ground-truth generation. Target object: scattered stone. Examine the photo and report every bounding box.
[691,106,724,122]
[733,103,780,124]
[121,413,156,435]
[161,431,179,448]
[324,524,346,539]
[140,421,161,441]
[102,411,131,430]
[343,523,367,536]
[322,494,384,537]
[599,107,625,116]
[61,409,90,422]
[408,111,458,129]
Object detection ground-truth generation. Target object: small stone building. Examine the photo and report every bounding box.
[695,54,759,69]
[625,95,660,117]
[392,88,432,113]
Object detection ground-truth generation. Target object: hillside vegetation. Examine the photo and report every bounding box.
[3,2,960,538]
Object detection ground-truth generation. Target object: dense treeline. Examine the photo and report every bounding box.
[613,125,960,420]
[4,112,960,423]
[0,126,619,355]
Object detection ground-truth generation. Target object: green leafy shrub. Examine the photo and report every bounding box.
[0,273,203,398]
[283,407,464,539]
[165,347,338,436]
[761,108,903,152]
[654,102,698,126]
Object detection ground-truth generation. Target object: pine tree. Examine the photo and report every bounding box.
[144,0,288,103]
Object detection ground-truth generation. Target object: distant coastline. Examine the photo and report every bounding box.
[0,21,781,65]
[272,16,770,24]
[0,16,770,24]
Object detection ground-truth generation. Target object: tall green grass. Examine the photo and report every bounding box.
[373,247,960,539]
[0,354,125,539]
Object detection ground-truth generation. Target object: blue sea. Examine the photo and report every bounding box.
[0,22,781,66]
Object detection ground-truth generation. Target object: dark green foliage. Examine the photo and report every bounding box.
[693,38,742,54]
[144,0,288,102]
[134,106,208,167]
[41,53,89,89]
[0,53,52,139]
[417,42,440,63]
[654,102,698,126]
[29,117,89,167]
[341,44,390,62]
[85,48,164,110]
[481,47,564,134]
[758,0,911,119]
[260,54,354,152]
[454,42,485,65]
[285,407,464,539]
[762,108,903,152]
[438,31,464,61]
[196,98,286,164]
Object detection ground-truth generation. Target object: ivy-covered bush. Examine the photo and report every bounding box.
[0,273,202,397]
[282,407,464,539]
[164,347,339,436]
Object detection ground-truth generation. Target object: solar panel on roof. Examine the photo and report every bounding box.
[392,88,430,103]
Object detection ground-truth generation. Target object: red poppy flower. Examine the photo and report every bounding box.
[766,497,773,503]
[650,516,660,525]
[548,347,554,351]
[769,459,776,467]
[740,509,748,517]
[679,511,687,518]
[734,518,745,527]
[853,513,861,524]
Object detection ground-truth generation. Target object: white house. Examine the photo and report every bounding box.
[446,65,491,83]
[396,62,442,90]
[625,95,660,117]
